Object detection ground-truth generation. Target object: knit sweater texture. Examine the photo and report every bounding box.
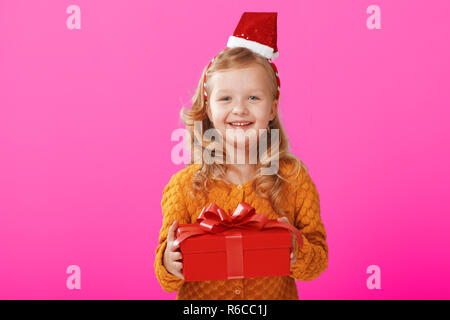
[154,160,328,300]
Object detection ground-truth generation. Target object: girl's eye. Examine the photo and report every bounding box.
[219,96,259,101]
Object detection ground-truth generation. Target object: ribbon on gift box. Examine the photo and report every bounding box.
[174,202,303,279]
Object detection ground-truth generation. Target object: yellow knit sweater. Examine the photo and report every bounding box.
[154,160,328,300]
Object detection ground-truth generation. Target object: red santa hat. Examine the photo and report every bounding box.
[227,12,279,60]
[203,12,280,102]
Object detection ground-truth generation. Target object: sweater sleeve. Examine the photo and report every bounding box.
[154,173,191,293]
[289,170,328,281]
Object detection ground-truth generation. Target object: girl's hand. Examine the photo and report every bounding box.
[277,217,298,268]
[163,221,185,280]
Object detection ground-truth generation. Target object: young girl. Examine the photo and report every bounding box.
[154,12,328,300]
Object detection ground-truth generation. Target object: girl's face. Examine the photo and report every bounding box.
[206,63,277,146]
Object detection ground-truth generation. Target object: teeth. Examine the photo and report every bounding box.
[230,122,251,126]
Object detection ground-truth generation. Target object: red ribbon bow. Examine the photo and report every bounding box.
[174,202,303,249]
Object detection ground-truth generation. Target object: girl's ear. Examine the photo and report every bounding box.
[205,102,212,121]
[270,99,278,121]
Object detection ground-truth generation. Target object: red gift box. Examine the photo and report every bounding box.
[174,202,303,282]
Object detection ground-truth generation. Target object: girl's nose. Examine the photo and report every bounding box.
[231,99,248,114]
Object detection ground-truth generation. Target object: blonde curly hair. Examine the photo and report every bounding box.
[180,46,308,216]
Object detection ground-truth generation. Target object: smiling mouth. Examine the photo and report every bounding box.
[227,121,254,128]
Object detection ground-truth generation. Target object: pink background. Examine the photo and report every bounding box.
[1,0,449,300]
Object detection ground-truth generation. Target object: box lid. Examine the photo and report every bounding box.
[180,227,291,254]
